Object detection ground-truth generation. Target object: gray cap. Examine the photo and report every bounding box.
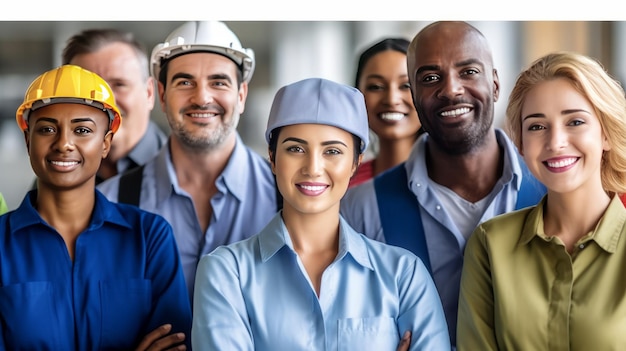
[265,78,369,153]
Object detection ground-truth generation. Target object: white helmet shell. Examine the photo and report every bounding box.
[150,21,255,83]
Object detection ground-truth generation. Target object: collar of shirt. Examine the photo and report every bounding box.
[519,194,626,253]
[153,133,251,205]
[257,212,374,271]
[404,128,524,196]
[120,121,167,174]
[10,190,134,234]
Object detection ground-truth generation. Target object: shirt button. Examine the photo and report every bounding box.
[579,244,585,249]
[436,205,441,210]
[416,183,421,187]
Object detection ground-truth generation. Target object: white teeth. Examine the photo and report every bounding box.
[189,113,216,118]
[440,107,470,117]
[300,185,326,191]
[380,112,404,121]
[547,158,577,168]
[51,161,78,167]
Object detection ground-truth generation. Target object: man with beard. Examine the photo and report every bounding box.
[340,21,545,349]
[98,21,278,302]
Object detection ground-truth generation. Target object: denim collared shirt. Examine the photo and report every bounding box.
[98,133,278,300]
[192,212,450,351]
[340,129,529,348]
[0,190,191,350]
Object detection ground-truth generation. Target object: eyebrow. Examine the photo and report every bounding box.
[170,72,233,84]
[522,109,591,121]
[33,117,97,124]
[414,58,484,75]
[282,136,348,148]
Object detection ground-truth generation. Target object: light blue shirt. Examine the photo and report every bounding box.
[340,128,527,348]
[192,212,450,351]
[98,133,278,300]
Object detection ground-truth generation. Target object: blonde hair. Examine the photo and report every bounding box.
[506,51,626,194]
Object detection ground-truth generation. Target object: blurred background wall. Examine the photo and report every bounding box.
[0,21,624,210]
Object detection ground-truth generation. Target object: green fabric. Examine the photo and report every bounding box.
[0,193,7,215]
[458,195,626,351]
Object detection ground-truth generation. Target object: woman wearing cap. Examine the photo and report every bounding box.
[349,37,423,188]
[0,65,191,350]
[192,78,450,350]
[457,52,626,350]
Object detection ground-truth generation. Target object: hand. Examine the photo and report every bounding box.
[135,324,186,351]
[396,330,411,351]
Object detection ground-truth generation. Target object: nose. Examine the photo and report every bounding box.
[191,85,214,106]
[547,126,568,151]
[54,128,75,152]
[383,85,402,106]
[437,74,464,100]
[302,152,323,177]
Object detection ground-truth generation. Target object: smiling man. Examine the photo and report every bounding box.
[97,21,279,302]
[340,21,546,349]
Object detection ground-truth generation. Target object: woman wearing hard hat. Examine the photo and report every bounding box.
[1,64,191,350]
[192,78,450,350]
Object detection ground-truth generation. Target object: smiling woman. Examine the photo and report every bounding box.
[457,51,626,351]
[0,64,192,350]
[191,77,450,351]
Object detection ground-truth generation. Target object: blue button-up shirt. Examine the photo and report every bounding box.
[98,133,278,300]
[192,212,450,351]
[0,190,191,350]
[340,129,527,348]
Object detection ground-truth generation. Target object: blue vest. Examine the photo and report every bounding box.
[374,155,545,274]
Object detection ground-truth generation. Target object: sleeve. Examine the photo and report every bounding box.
[192,249,254,351]
[396,256,451,351]
[143,215,193,349]
[456,225,498,351]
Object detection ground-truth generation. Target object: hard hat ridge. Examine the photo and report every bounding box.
[150,21,255,83]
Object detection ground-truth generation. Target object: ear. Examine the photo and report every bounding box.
[268,148,276,175]
[602,132,611,152]
[102,131,114,159]
[492,68,500,102]
[237,82,249,114]
[352,154,364,177]
[157,81,167,112]
[23,130,31,156]
[146,76,156,111]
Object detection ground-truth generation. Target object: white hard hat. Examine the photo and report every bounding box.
[150,21,255,83]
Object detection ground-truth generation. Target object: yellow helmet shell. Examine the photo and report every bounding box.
[16,64,122,133]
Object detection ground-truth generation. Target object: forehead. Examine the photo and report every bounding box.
[166,52,239,79]
[279,123,354,143]
[413,25,492,68]
[362,50,407,75]
[31,103,109,123]
[70,42,142,75]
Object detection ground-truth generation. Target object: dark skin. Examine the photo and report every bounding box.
[25,104,186,351]
[407,21,503,203]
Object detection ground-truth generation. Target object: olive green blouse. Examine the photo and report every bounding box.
[457,195,626,351]
[0,193,7,215]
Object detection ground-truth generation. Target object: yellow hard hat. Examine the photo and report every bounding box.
[16,64,122,133]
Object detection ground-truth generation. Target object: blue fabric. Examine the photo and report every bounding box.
[341,129,545,348]
[98,134,278,301]
[0,190,191,350]
[192,212,451,351]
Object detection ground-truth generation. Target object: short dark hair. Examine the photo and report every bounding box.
[354,37,410,88]
[62,28,150,80]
